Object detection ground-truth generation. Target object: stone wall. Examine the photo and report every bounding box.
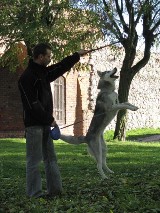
[79,47,160,133]
[128,61,160,129]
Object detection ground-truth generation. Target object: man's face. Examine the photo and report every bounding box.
[39,49,51,67]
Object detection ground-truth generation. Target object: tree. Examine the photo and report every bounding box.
[71,0,160,140]
[0,0,101,71]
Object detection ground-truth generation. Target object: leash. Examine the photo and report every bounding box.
[51,113,106,140]
[60,112,107,130]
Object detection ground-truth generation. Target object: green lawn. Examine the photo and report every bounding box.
[0,129,160,213]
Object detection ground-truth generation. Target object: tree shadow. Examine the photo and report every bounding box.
[126,133,160,141]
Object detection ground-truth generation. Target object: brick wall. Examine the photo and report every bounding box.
[0,68,25,137]
[60,69,83,136]
[0,67,83,138]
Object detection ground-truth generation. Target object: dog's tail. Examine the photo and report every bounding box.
[60,134,86,145]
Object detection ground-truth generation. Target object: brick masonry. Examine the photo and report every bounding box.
[0,68,25,137]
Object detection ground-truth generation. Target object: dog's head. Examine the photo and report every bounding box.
[97,67,118,81]
[97,67,118,89]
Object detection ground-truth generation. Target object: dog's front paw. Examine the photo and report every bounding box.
[107,169,114,174]
[106,168,114,174]
[101,174,108,180]
[132,106,139,111]
[103,166,114,174]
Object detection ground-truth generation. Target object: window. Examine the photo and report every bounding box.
[51,77,65,125]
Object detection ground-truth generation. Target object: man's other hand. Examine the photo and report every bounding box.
[77,49,89,57]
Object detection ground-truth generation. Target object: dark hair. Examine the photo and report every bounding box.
[33,43,51,59]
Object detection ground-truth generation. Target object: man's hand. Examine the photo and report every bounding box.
[51,120,57,127]
[77,49,89,57]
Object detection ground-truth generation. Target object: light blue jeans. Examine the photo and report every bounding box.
[25,126,62,198]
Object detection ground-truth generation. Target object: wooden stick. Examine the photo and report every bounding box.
[86,41,119,53]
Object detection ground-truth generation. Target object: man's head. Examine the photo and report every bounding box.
[33,43,52,66]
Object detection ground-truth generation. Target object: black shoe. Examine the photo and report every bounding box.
[37,193,61,200]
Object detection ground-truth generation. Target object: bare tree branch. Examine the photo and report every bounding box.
[151,19,160,33]
[102,0,124,41]
[154,32,160,37]
[115,0,129,34]
[132,33,153,76]
[135,3,145,26]
[151,8,160,23]
[124,0,131,15]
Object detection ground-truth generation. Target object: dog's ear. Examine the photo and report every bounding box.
[97,71,102,77]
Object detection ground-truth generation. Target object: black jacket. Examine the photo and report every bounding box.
[18,52,80,127]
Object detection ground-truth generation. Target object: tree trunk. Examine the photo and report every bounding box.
[114,109,128,141]
[24,40,33,57]
[113,71,132,141]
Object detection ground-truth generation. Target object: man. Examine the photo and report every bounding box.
[18,43,88,198]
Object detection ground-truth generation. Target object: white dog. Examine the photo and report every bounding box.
[61,68,138,179]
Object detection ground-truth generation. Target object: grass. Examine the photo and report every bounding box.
[0,128,160,213]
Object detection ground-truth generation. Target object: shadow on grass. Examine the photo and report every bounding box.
[104,129,160,142]
[126,133,160,141]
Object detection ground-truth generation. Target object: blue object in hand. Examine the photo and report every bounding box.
[50,125,61,140]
